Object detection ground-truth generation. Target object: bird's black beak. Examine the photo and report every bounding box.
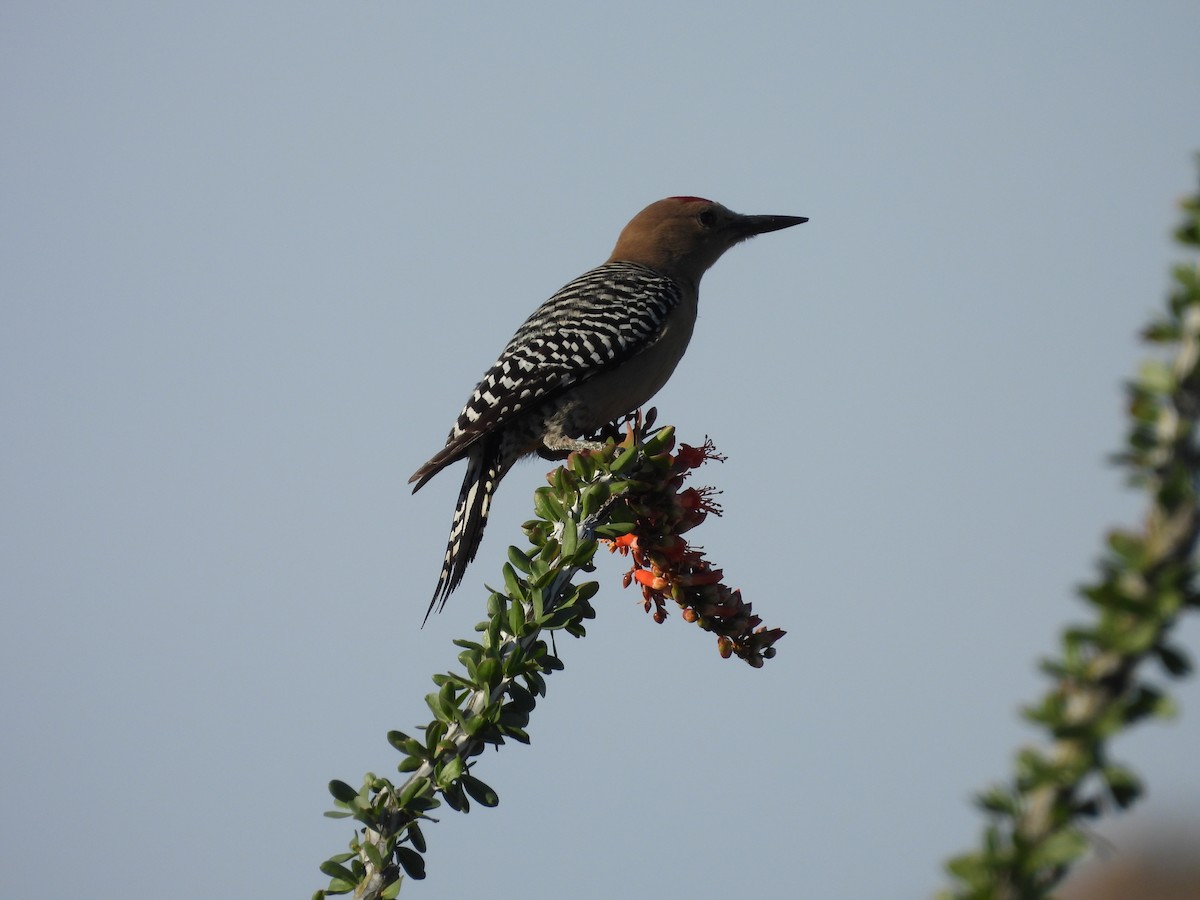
[737,213,809,236]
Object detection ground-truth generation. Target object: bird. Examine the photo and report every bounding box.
[411,196,807,621]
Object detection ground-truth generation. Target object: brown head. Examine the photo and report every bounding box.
[607,196,807,290]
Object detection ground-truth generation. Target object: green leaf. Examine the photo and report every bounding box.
[1121,684,1165,724]
[1156,642,1193,676]
[1152,693,1179,719]
[522,518,551,545]
[501,643,527,677]
[458,649,479,680]
[1111,619,1160,654]
[551,465,573,496]
[525,670,547,697]
[406,793,439,815]
[398,775,431,808]
[502,563,526,601]
[593,521,635,539]
[535,539,558,566]
[319,861,358,884]
[381,880,402,899]
[507,545,533,574]
[432,672,468,696]
[487,609,503,647]
[442,780,467,812]
[945,852,988,886]
[642,425,676,456]
[498,706,529,729]
[609,445,639,474]
[396,847,426,880]
[1142,319,1181,342]
[424,720,447,754]
[1106,529,1147,567]
[580,481,610,519]
[408,821,427,853]
[504,724,531,744]
[571,449,598,480]
[328,780,360,804]
[560,516,578,561]
[505,683,536,713]
[532,487,565,522]
[1103,765,1144,809]
[439,755,464,785]
[425,691,450,723]
[1138,358,1174,394]
[461,774,500,807]
[386,730,414,752]
[1022,695,1064,728]
[508,596,525,636]
[439,681,458,715]
[572,537,598,568]
[476,657,502,689]
[1028,827,1089,870]
[974,787,1017,816]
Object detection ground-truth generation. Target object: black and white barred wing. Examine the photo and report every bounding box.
[412,261,681,486]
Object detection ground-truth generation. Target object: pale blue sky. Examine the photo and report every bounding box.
[3,3,1200,898]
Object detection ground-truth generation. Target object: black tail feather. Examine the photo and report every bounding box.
[422,435,509,624]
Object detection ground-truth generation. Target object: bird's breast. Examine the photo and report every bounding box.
[556,297,698,432]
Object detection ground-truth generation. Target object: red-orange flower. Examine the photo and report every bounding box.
[597,426,785,666]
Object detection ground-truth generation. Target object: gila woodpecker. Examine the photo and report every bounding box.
[411,196,807,621]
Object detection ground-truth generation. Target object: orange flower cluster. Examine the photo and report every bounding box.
[605,438,785,667]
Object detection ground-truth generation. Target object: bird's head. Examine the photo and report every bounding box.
[609,196,807,287]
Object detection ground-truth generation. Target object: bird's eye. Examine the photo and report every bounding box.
[697,209,716,228]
